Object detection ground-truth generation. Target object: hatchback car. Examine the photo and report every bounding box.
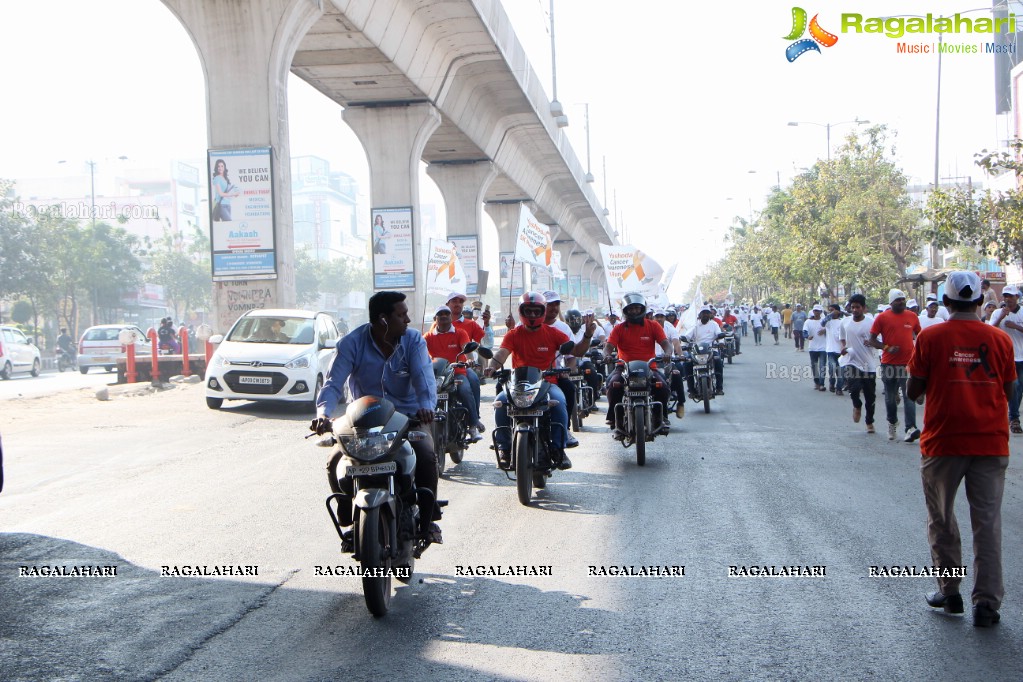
[0,326,42,379]
[77,324,150,374]
[204,309,339,411]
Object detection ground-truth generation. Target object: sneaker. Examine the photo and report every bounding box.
[340,529,354,553]
[835,389,844,396]
[659,418,671,434]
[888,423,898,440]
[1012,419,1022,434]
[565,434,580,448]
[676,403,685,419]
[853,406,861,423]
[554,449,572,470]
[715,388,724,396]
[476,420,486,432]
[904,427,921,443]
[866,423,875,434]
[426,522,443,545]
[496,449,511,469]
[469,432,483,443]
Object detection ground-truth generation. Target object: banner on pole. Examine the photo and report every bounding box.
[514,205,555,269]
[426,239,467,295]
[599,244,664,299]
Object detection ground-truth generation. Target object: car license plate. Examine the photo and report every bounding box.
[510,409,544,417]
[93,356,112,363]
[238,376,272,385]
[345,462,398,477]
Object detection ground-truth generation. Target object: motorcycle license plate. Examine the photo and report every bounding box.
[345,462,397,477]
[238,376,272,385]
[510,409,544,417]
[627,392,648,397]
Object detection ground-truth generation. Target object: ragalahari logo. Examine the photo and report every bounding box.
[784,7,838,62]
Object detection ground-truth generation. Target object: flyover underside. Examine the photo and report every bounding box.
[289,0,612,254]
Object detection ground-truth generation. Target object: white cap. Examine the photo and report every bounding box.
[907,298,918,308]
[434,305,451,316]
[888,288,907,304]
[699,305,713,313]
[1003,285,1021,297]
[925,293,938,301]
[812,304,824,311]
[944,271,983,302]
[446,291,467,303]
[542,290,561,303]
[926,299,939,307]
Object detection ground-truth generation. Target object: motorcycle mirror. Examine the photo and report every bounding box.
[476,345,494,360]
[559,341,576,355]
[462,341,480,354]
[679,335,689,343]
[716,332,727,340]
[589,337,601,347]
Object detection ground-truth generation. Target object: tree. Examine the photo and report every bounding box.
[145,223,210,321]
[927,140,1023,268]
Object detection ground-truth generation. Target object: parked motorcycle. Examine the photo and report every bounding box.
[315,396,439,617]
[609,357,672,466]
[721,324,737,364]
[431,342,493,476]
[492,341,575,505]
[56,348,77,372]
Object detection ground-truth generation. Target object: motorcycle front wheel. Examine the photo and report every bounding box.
[58,356,69,372]
[701,376,712,413]
[358,506,392,617]
[514,431,533,506]
[634,404,646,466]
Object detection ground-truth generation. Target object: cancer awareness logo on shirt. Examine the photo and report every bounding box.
[784,7,838,62]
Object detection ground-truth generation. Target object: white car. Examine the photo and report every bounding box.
[0,326,42,379]
[78,324,150,374]
[204,309,340,411]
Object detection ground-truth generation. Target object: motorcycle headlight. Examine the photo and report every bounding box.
[695,354,710,363]
[511,386,541,407]
[339,430,398,461]
[285,355,311,370]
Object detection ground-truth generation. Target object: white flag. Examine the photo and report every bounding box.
[599,243,664,299]
[678,279,703,338]
[514,204,555,269]
[426,239,467,295]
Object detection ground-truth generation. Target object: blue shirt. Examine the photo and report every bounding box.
[316,323,436,418]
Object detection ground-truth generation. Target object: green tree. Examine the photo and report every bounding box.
[294,249,321,307]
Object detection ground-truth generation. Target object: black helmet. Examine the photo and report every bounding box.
[565,308,583,332]
[621,293,647,324]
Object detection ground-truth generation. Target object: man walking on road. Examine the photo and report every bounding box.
[767,305,782,345]
[869,288,922,442]
[782,303,794,339]
[804,305,827,391]
[907,271,1016,628]
[791,304,808,352]
[823,304,846,395]
[839,294,877,433]
[988,285,1023,434]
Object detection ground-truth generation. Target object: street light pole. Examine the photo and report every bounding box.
[787,119,870,161]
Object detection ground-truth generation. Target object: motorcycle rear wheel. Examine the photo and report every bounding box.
[515,432,533,506]
[571,405,581,432]
[358,506,392,617]
[701,376,712,413]
[727,353,733,365]
[635,404,646,466]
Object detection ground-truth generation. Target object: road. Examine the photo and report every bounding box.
[0,366,119,400]
[2,337,1023,680]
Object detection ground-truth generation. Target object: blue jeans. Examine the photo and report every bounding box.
[454,376,480,427]
[464,367,481,417]
[808,351,826,387]
[1010,361,1023,421]
[494,383,568,451]
[880,364,916,427]
[826,352,845,391]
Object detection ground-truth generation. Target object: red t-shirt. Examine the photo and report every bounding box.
[870,309,921,365]
[500,324,570,374]
[453,318,484,344]
[908,319,1016,457]
[424,327,470,363]
[608,319,666,362]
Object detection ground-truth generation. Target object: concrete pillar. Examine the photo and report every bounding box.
[161,0,323,333]
[427,161,498,295]
[343,103,442,329]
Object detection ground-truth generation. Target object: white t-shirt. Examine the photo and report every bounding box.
[656,320,679,357]
[918,312,945,330]
[989,306,1023,361]
[690,320,722,345]
[767,311,782,328]
[750,312,764,328]
[823,315,845,353]
[568,324,605,344]
[804,317,828,352]
[838,315,878,372]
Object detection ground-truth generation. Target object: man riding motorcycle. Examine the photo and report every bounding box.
[444,292,486,429]
[312,291,443,544]
[684,306,725,396]
[565,308,605,400]
[486,292,594,469]
[424,305,484,442]
[653,308,687,419]
[603,293,674,435]
[57,328,76,362]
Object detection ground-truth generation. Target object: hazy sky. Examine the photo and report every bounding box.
[0,0,1017,299]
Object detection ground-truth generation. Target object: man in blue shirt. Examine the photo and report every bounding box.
[313,291,442,541]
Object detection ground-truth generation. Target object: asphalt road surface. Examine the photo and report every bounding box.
[2,337,1023,680]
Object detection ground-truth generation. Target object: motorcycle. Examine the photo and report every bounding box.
[431,342,493,476]
[721,324,737,364]
[56,348,77,372]
[492,341,575,506]
[609,356,672,466]
[682,334,725,413]
[316,396,439,617]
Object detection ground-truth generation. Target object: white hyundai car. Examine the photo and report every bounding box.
[204,309,341,411]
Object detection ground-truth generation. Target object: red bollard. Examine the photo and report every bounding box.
[147,327,160,383]
[205,340,213,365]
[178,326,190,377]
[126,339,137,384]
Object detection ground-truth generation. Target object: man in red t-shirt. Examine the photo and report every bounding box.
[907,271,1016,628]
[424,305,480,440]
[869,288,923,442]
[486,292,593,469]
[603,293,673,436]
[445,292,487,428]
